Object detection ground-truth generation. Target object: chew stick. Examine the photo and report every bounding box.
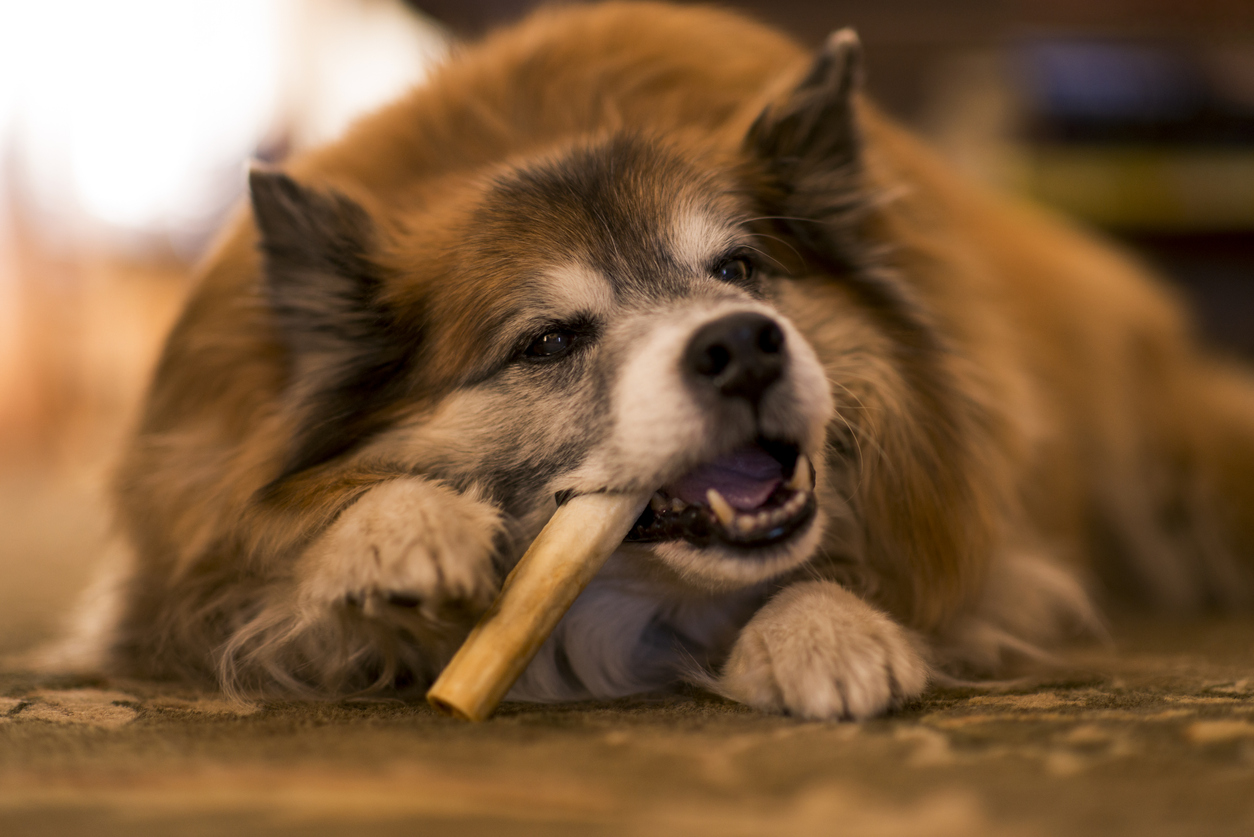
[427,491,649,721]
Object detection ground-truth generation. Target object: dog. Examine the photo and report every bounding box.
[77,1,1254,719]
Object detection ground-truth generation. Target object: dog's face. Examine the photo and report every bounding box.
[250,34,869,594]
[473,138,834,589]
[252,133,833,591]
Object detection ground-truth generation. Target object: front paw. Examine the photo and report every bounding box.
[298,478,504,620]
[719,581,929,720]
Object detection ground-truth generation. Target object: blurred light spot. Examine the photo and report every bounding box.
[2,0,279,234]
[0,0,446,248]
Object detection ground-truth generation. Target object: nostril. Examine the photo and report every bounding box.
[696,344,732,378]
[758,321,784,354]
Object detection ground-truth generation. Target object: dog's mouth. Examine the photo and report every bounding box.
[624,438,816,549]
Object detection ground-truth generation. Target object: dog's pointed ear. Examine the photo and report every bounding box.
[249,168,387,359]
[746,30,867,268]
[250,169,418,482]
[748,28,863,180]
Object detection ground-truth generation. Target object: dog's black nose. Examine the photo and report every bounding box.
[685,312,786,403]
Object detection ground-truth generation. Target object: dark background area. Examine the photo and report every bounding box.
[413,0,1254,126]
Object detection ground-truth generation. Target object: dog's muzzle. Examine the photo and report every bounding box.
[627,311,817,550]
[625,438,816,548]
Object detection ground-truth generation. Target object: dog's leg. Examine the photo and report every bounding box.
[218,476,505,697]
[296,476,504,622]
[718,580,929,720]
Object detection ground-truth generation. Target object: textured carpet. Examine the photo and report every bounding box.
[3,616,1253,836]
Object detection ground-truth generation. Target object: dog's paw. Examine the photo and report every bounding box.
[718,580,929,720]
[297,478,503,620]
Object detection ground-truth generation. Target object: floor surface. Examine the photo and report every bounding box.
[2,477,1253,836]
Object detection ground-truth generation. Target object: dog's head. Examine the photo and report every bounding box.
[251,32,870,591]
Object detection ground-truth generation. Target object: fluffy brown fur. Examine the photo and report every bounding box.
[74,2,1254,717]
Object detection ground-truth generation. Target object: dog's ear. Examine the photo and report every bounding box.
[250,169,418,482]
[249,169,390,360]
[746,29,866,266]
[748,29,862,177]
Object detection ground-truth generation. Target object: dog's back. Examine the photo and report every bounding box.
[858,113,1254,612]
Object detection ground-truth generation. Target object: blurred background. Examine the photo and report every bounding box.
[1,0,1252,653]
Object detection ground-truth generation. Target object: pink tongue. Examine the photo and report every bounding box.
[669,446,783,511]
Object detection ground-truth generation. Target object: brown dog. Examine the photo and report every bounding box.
[78,2,1254,718]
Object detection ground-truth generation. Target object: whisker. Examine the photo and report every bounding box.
[825,376,900,489]
[737,243,788,274]
[746,232,804,268]
[741,214,824,225]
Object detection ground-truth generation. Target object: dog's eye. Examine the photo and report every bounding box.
[713,256,754,285]
[525,330,576,358]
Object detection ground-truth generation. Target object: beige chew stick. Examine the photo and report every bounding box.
[427,491,649,722]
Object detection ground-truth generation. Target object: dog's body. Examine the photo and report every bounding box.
[87,2,1254,718]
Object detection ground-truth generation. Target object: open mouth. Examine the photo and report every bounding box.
[625,438,816,549]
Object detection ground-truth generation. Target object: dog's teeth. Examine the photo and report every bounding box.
[789,455,811,491]
[736,514,756,534]
[671,497,687,512]
[650,494,667,513]
[706,489,735,527]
